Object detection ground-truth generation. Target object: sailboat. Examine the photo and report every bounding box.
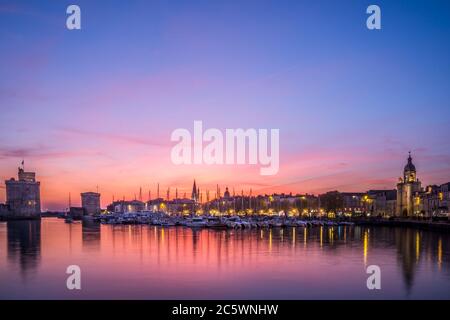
[65,192,73,223]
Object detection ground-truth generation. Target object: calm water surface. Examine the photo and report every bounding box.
[0,218,449,299]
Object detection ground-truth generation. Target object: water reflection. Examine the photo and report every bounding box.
[7,220,41,278]
[0,219,449,299]
[82,219,101,251]
[395,228,418,293]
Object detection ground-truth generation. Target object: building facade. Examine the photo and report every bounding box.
[365,190,397,217]
[110,200,145,213]
[5,167,41,219]
[341,192,365,214]
[438,182,450,214]
[416,183,449,217]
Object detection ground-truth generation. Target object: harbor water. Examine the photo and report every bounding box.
[0,218,449,299]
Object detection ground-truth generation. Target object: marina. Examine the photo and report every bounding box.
[87,211,355,229]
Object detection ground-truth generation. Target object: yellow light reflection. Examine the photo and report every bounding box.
[269,229,272,252]
[304,228,307,247]
[292,227,296,247]
[415,231,420,263]
[363,230,369,266]
[320,226,323,248]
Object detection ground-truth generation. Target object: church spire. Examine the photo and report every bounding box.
[191,180,198,202]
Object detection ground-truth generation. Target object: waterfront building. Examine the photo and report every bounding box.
[396,152,422,217]
[416,183,450,217]
[365,190,397,217]
[167,198,195,215]
[438,182,450,214]
[112,199,145,213]
[278,193,306,214]
[314,191,397,217]
[341,192,365,214]
[271,193,319,216]
[106,200,121,212]
[296,194,320,215]
[128,200,145,212]
[146,198,166,212]
[81,192,101,215]
[319,191,343,215]
[5,166,41,219]
[418,185,439,216]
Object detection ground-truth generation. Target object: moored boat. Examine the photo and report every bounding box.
[64,217,73,223]
[205,217,227,229]
[185,217,207,228]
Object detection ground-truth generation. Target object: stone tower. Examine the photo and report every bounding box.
[396,152,421,217]
[5,165,41,220]
[81,192,101,215]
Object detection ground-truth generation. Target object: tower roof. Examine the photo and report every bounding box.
[404,152,416,172]
[191,179,198,201]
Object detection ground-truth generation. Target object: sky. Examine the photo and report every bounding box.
[1,0,450,210]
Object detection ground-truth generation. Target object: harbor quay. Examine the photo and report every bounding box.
[3,207,450,232]
[68,209,448,232]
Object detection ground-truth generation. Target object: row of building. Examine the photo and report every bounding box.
[103,154,449,218]
[1,153,449,219]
